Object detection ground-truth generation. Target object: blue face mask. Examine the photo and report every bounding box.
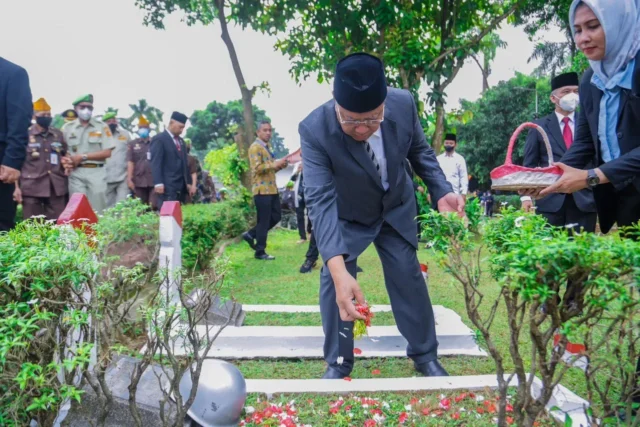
[138,128,150,138]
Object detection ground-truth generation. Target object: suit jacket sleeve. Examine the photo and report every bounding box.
[523,128,542,168]
[405,94,453,203]
[599,146,640,187]
[150,135,164,186]
[300,125,349,264]
[561,102,596,169]
[3,66,32,170]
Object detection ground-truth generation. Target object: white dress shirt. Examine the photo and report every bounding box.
[366,127,389,191]
[436,151,468,195]
[555,111,575,138]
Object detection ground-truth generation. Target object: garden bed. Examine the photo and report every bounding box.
[241,389,555,426]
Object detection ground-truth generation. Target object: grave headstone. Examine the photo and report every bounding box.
[186,290,245,326]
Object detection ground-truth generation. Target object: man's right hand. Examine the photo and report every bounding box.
[13,186,22,204]
[521,200,534,212]
[328,257,367,322]
[127,179,135,190]
[155,185,165,194]
[275,158,288,170]
[0,165,20,184]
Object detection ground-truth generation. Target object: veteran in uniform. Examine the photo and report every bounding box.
[61,109,78,124]
[127,116,156,208]
[13,98,70,220]
[103,110,132,208]
[62,94,115,214]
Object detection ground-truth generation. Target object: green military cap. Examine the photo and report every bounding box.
[102,111,117,121]
[72,94,94,106]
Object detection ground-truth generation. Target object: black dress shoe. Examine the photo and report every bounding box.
[322,367,348,379]
[242,232,256,250]
[255,253,275,260]
[414,360,449,377]
[300,259,316,273]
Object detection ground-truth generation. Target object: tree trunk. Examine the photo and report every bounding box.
[215,0,253,190]
[432,100,446,155]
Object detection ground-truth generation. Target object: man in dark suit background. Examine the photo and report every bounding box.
[522,72,597,232]
[300,53,464,379]
[150,112,192,206]
[0,57,33,231]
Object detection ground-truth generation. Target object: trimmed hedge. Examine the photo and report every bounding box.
[182,201,252,270]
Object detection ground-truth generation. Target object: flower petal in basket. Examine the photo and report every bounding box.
[491,164,562,191]
[490,122,563,191]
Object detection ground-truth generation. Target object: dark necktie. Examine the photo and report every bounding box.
[562,117,573,149]
[173,136,181,152]
[364,141,381,179]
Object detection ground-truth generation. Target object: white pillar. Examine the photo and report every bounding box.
[159,201,183,305]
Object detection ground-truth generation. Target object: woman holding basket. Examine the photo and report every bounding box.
[522,0,640,406]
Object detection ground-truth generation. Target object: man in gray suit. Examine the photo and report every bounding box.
[300,53,464,379]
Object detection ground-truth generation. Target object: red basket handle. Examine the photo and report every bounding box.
[504,122,554,167]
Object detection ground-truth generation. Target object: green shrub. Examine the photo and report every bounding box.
[0,221,99,426]
[182,201,251,271]
[494,194,521,210]
[464,196,482,233]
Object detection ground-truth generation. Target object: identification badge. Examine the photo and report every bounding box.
[134,144,140,150]
[28,142,41,148]
[147,151,151,160]
[118,135,127,141]
[50,153,59,165]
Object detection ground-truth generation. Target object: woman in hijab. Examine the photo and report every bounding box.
[527,0,640,410]
[533,0,640,236]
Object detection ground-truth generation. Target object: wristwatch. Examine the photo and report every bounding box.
[81,154,88,163]
[587,169,600,188]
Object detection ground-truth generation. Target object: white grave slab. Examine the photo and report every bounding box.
[243,304,393,313]
[149,315,486,358]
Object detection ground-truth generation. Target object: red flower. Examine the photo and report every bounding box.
[371,408,383,416]
[345,405,352,412]
[263,409,273,418]
[282,419,297,427]
[454,393,467,403]
[372,369,381,375]
[452,412,461,420]
[344,376,352,382]
[329,407,339,415]
[439,398,451,410]
[482,401,497,414]
[410,397,419,405]
[364,420,377,427]
[476,407,485,414]
[506,403,514,412]
[469,392,476,398]
[422,408,431,416]
[507,416,515,424]
[399,412,409,423]
[354,348,363,355]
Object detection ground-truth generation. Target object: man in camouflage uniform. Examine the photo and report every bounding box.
[104,110,132,208]
[61,94,115,214]
[280,180,297,230]
[13,97,71,220]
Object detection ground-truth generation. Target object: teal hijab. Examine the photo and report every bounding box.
[569,0,640,161]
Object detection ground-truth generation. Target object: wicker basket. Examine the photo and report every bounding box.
[491,122,563,191]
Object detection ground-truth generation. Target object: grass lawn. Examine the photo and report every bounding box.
[221,229,588,398]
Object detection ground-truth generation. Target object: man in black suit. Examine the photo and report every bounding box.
[522,72,597,233]
[150,112,192,206]
[0,57,33,231]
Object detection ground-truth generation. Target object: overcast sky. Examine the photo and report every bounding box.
[0,0,566,151]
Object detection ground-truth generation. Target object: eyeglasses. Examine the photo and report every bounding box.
[336,105,385,127]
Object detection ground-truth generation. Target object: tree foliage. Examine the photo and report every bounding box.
[186,100,288,157]
[235,0,520,153]
[456,73,553,188]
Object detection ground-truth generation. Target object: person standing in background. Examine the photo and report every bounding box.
[436,133,469,197]
[62,94,115,214]
[522,72,597,233]
[0,57,32,231]
[127,116,156,208]
[280,180,297,230]
[242,121,289,260]
[150,112,192,205]
[291,161,310,243]
[104,110,132,208]
[184,138,200,204]
[14,98,70,220]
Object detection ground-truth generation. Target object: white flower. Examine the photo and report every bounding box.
[27,298,39,305]
[382,401,390,409]
[427,241,435,248]
[515,216,526,228]
[501,202,508,206]
[373,413,386,423]
[565,223,579,229]
[337,357,344,365]
[439,394,446,399]
[405,404,412,411]
[245,406,255,414]
[348,413,354,418]
[475,395,485,402]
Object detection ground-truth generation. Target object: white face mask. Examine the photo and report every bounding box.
[77,108,92,121]
[558,93,579,113]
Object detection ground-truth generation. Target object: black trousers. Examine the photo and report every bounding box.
[157,185,187,207]
[539,194,597,233]
[296,198,309,240]
[0,182,16,232]
[248,194,281,256]
[306,222,319,262]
